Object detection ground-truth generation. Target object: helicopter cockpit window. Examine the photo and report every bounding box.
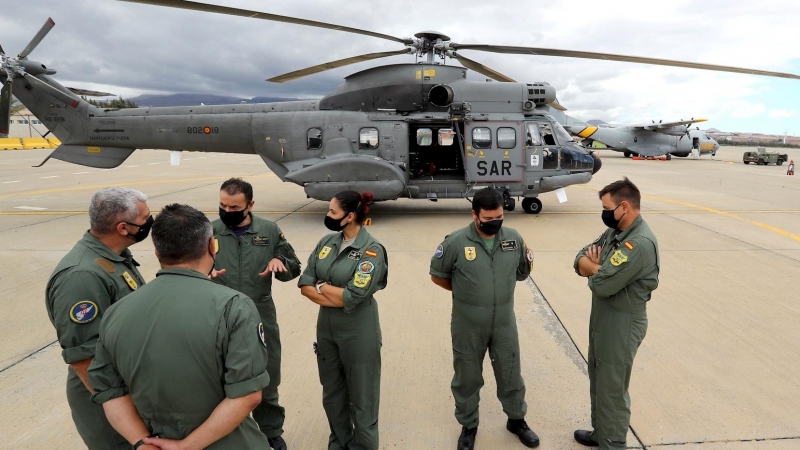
[307,128,322,150]
[526,123,542,146]
[497,127,516,149]
[438,129,454,146]
[472,127,491,149]
[542,148,559,170]
[551,121,575,143]
[417,128,433,146]
[538,123,556,146]
[359,127,379,149]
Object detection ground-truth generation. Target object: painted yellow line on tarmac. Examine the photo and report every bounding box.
[0,174,271,199]
[574,185,800,243]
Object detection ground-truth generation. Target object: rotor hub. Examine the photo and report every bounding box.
[413,31,450,42]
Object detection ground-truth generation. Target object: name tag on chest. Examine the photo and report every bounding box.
[500,240,518,251]
[348,250,363,260]
[253,236,269,246]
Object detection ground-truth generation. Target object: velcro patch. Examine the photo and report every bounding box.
[501,240,518,251]
[121,271,138,290]
[353,272,371,288]
[95,258,115,273]
[624,241,634,250]
[257,322,267,349]
[365,250,378,257]
[70,301,98,324]
[434,245,444,258]
[358,261,375,274]
[253,236,269,246]
[610,249,629,266]
[348,250,363,260]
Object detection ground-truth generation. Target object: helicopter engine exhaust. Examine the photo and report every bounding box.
[428,84,454,107]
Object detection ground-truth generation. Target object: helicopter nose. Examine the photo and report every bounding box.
[592,152,602,174]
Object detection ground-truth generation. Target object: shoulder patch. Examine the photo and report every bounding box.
[464,246,477,261]
[353,272,372,288]
[121,271,138,290]
[358,261,375,274]
[214,238,219,253]
[95,258,115,273]
[365,249,378,257]
[526,248,534,262]
[434,245,444,258]
[318,246,332,259]
[624,241,634,250]
[257,322,267,349]
[70,301,98,324]
[610,249,629,266]
[279,233,285,240]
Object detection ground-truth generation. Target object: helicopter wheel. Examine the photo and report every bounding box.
[522,197,542,214]
[504,197,516,211]
[624,151,631,158]
[666,153,672,160]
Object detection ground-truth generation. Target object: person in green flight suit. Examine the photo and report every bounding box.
[45,187,151,450]
[298,190,388,450]
[211,178,301,450]
[88,203,271,450]
[430,188,539,450]
[573,178,660,449]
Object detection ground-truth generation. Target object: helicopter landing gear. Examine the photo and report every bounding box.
[666,153,672,160]
[624,151,631,158]
[501,189,516,211]
[522,197,542,214]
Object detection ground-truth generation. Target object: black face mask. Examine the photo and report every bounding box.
[602,204,625,230]
[477,219,503,236]
[324,214,348,232]
[219,207,248,228]
[125,215,153,243]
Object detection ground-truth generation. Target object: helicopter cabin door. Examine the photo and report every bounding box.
[524,120,559,174]
[465,122,523,182]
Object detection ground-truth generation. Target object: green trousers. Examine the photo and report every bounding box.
[316,300,382,450]
[66,368,129,450]
[451,301,527,429]
[252,298,286,439]
[588,310,648,450]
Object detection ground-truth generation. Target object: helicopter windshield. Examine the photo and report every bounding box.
[545,115,575,143]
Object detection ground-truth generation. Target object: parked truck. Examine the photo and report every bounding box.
[743,147,788,165]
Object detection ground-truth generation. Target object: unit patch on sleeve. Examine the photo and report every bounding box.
[353,272,372,288]
[358,261,375,274]
[318,246,332,259]
[214,238,219,253]
[610,249,629,266]
[121,271,138,290]
[434,245,444,258]
[464,247,477,261]
[70,301,98,324]
[253,236,270,246]
[500,240,518,251]
[257,322,267,349]
[526,248,534,262]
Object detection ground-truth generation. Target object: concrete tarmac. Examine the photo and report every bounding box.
[1,146,799,449]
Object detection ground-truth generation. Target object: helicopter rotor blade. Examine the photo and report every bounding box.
[117,0,408,44]
[267,49,411,83]
[0,80,11,137]
[452,53,515,82]
[548,97,568,111]
[23,74,79,107]
[18,18,55,59]
[67,87,115,97]
[450,43,800,80]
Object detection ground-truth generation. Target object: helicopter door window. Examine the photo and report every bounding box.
[526,123,542,146]
[417,128,433,146]
[497,127,516,149]
[438,129,454,146]
[472,127,492,149]
[307,128,323,150]
[538,123,556,146]
[359,127,379,149]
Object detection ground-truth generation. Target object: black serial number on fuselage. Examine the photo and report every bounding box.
[187,126,219,134]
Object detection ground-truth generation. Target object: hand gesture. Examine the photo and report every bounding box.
[585,245,602,265]
[142,437,183,450]
[259,258,287,277]
[209,267,226,279]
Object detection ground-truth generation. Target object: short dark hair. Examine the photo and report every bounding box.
[152,204,212,265]
[333,190,373,224]
[472,188,503,214]
[599,177,641,209]
[220,178,253,203]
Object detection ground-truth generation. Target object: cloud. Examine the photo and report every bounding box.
[768,109,798,119]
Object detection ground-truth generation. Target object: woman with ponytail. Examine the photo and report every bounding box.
[298,190,388,450]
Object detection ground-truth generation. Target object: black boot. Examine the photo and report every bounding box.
[506,419,540,448]
[573,430,599,447]
[268,435,287,450]
[457,426,477,450]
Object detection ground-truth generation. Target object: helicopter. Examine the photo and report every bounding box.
[2,1,799,214]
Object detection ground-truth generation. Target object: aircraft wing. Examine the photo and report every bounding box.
[629,118,707,130]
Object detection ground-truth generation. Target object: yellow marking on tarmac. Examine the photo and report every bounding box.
[577,126,598,138]
[0,174,272,199]
[575,185,800,243]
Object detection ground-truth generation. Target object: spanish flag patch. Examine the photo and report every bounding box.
[624,241,634,250]
[365,250,377,257]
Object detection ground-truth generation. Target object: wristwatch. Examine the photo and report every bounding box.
[316,281,326,294]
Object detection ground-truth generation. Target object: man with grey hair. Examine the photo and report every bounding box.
[88,204,270,449]
[45,186,151,449]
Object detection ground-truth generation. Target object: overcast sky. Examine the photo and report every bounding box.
[3,0,799,135]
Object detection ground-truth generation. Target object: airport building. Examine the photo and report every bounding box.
[8,108,49,138]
